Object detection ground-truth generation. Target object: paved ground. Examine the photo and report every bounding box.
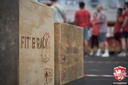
[65,55,128,85]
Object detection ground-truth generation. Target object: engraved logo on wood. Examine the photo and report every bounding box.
[44,68,53,84]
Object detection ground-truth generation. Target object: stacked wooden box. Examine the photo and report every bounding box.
[0,0,54,85]
[54,23,84,85]
[0,0,84,85]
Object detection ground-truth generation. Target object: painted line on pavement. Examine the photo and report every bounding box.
[84,74,128,77]
[84,61,128,64]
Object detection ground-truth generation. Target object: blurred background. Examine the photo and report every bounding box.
[38,0,127,22]
[37,0,128,51]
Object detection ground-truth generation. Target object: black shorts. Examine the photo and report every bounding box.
[121,32,128,38]
[114,33,121,41]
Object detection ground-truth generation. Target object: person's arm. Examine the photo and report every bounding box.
[59,6,67,23]
[89,21,93,29]
[121,11,128,31]
[121,16,128,32]
[122,17,128,29]
[88,12,91,28]
[95,13,106,24]
[63,13,66,23]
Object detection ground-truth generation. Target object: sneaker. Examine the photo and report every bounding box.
[90,51,94,56]
[118,52,126,57]
[101,53,110,57]
[95,51,101,57]
[95,49,101,57]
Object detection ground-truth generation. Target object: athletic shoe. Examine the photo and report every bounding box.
[90,51,94,56]
[95,49,101,57]
[118,52,127,57]
[101,52,110,57]
[95,51,101,57]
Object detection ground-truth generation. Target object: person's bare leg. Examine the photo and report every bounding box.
[101,41,110,57]
[105,41,109,53]
[84,40,88,54]
[126,38,128,54]
[96,42,103,56]
[118,38,127,56]
[99,42,103,49]
[126,38,128,47]
[121,38,126,53]
[112,39,116,52]
[104,41,109,49]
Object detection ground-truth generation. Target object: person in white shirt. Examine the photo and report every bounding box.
[50,0,66,23]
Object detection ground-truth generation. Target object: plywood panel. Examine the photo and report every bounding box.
[19,0,54,85]
[55,23,84,85]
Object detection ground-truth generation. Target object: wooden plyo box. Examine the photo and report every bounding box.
[0,0,54,85]
[54,23,84,85]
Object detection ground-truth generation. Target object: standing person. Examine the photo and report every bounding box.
[50,0,66,23]
[90,12,99,56]
[75,1,91,55]
[95,5,110,57]
[118,2,128,57]
[113,8,123,53]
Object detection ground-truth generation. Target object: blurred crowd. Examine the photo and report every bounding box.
[50,0,128,57]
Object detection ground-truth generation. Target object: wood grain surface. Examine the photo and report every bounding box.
[54,23,84,85]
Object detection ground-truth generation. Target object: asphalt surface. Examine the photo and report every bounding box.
[65,55,128,85]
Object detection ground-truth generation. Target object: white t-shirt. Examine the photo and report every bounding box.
[51,4,65,23]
